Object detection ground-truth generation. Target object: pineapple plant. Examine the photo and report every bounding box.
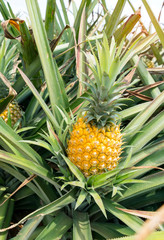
[0,0,164,239]
[67,36,123,177]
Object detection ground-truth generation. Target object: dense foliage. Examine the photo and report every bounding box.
[0,0,164,239]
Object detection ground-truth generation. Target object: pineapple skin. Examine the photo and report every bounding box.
[0,101,22,126]
[67,117,122,177]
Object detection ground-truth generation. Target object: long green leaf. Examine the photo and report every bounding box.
[91,222,125,239]
[0,162,46,202]
[25,0,68,123]
[0,198,14,240]
[119,141,164,168]
[89,189,107,218]
[119,147,164,183]
[0,150,59,189]
[62,154,86,182]
[0,0,11,19]
[77,4,87,97]
[60,0,69,24]
[0,118,42,164]
[75,189,88,210]
[118,171,164,202]
[0,189,77,233]
[131,55,161,99]
[73,211,93,240]
[55,6,67,40]
[105,0,126,38]
[11,216,43,240]
[110,231,164,240]
[64,0,90,61]
[119,102,150,120]
[45,0,56,41]
[123,91,164,138]
[142,0,164,48]
[129,111,164,153]
[104,200,143,232]
[0,194,10,229]
[114,11,141,45]
[36,212,72,240]
[18,68,60,133]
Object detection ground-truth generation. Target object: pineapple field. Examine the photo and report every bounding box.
[0,0,164,239]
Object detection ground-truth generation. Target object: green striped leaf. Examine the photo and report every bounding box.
[18,68,60,133]
[0,189,77,233]
[105,0,126,38]
[142,0,164,48]
[62,154,86,183]
[45,0,56,41]
[89,189,107,218]
[0,150,59,189]
[0,162,46,202]
[11,216,43,240]
[75,189,88,210]
[36,212,72,240]
[25,0,69,123]
[117,171,164,202]
[91,222,125,239]
[110,231,164,240]
[73,211,93,240]
[130,55,161,99]
[123,91,164,138]
[129,111,164,153]
[104,200,143,232]
[0,118,42,163]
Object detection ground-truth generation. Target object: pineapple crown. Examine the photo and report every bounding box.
[83,34,127,127]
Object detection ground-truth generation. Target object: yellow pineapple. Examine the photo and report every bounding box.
[67,117,122,176]
[67,35,124,177]
[0,101,22,126]
[144,58,154,68]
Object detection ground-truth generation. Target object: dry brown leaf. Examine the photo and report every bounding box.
[124,81,164,101]
[158,1,164,21]
[117,208,157,219]
[134,81,164,93]
[131,166,164,171]
[1,18,21,40]
[50,25,70,52]
[148,68,164,74]
[125,90,153,101]
[0,174,36,207]
[72,103,83,115]
[135,204,164,240]
[9,19,20,31]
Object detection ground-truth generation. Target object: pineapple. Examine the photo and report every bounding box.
[67,36,124,177]
[144,58,154,68]
[0,77,22,126]
[0,101,22,126]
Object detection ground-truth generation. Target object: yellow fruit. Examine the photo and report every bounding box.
[0,101,22,126]
[145,59,154,68]
[67,117,122,176]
